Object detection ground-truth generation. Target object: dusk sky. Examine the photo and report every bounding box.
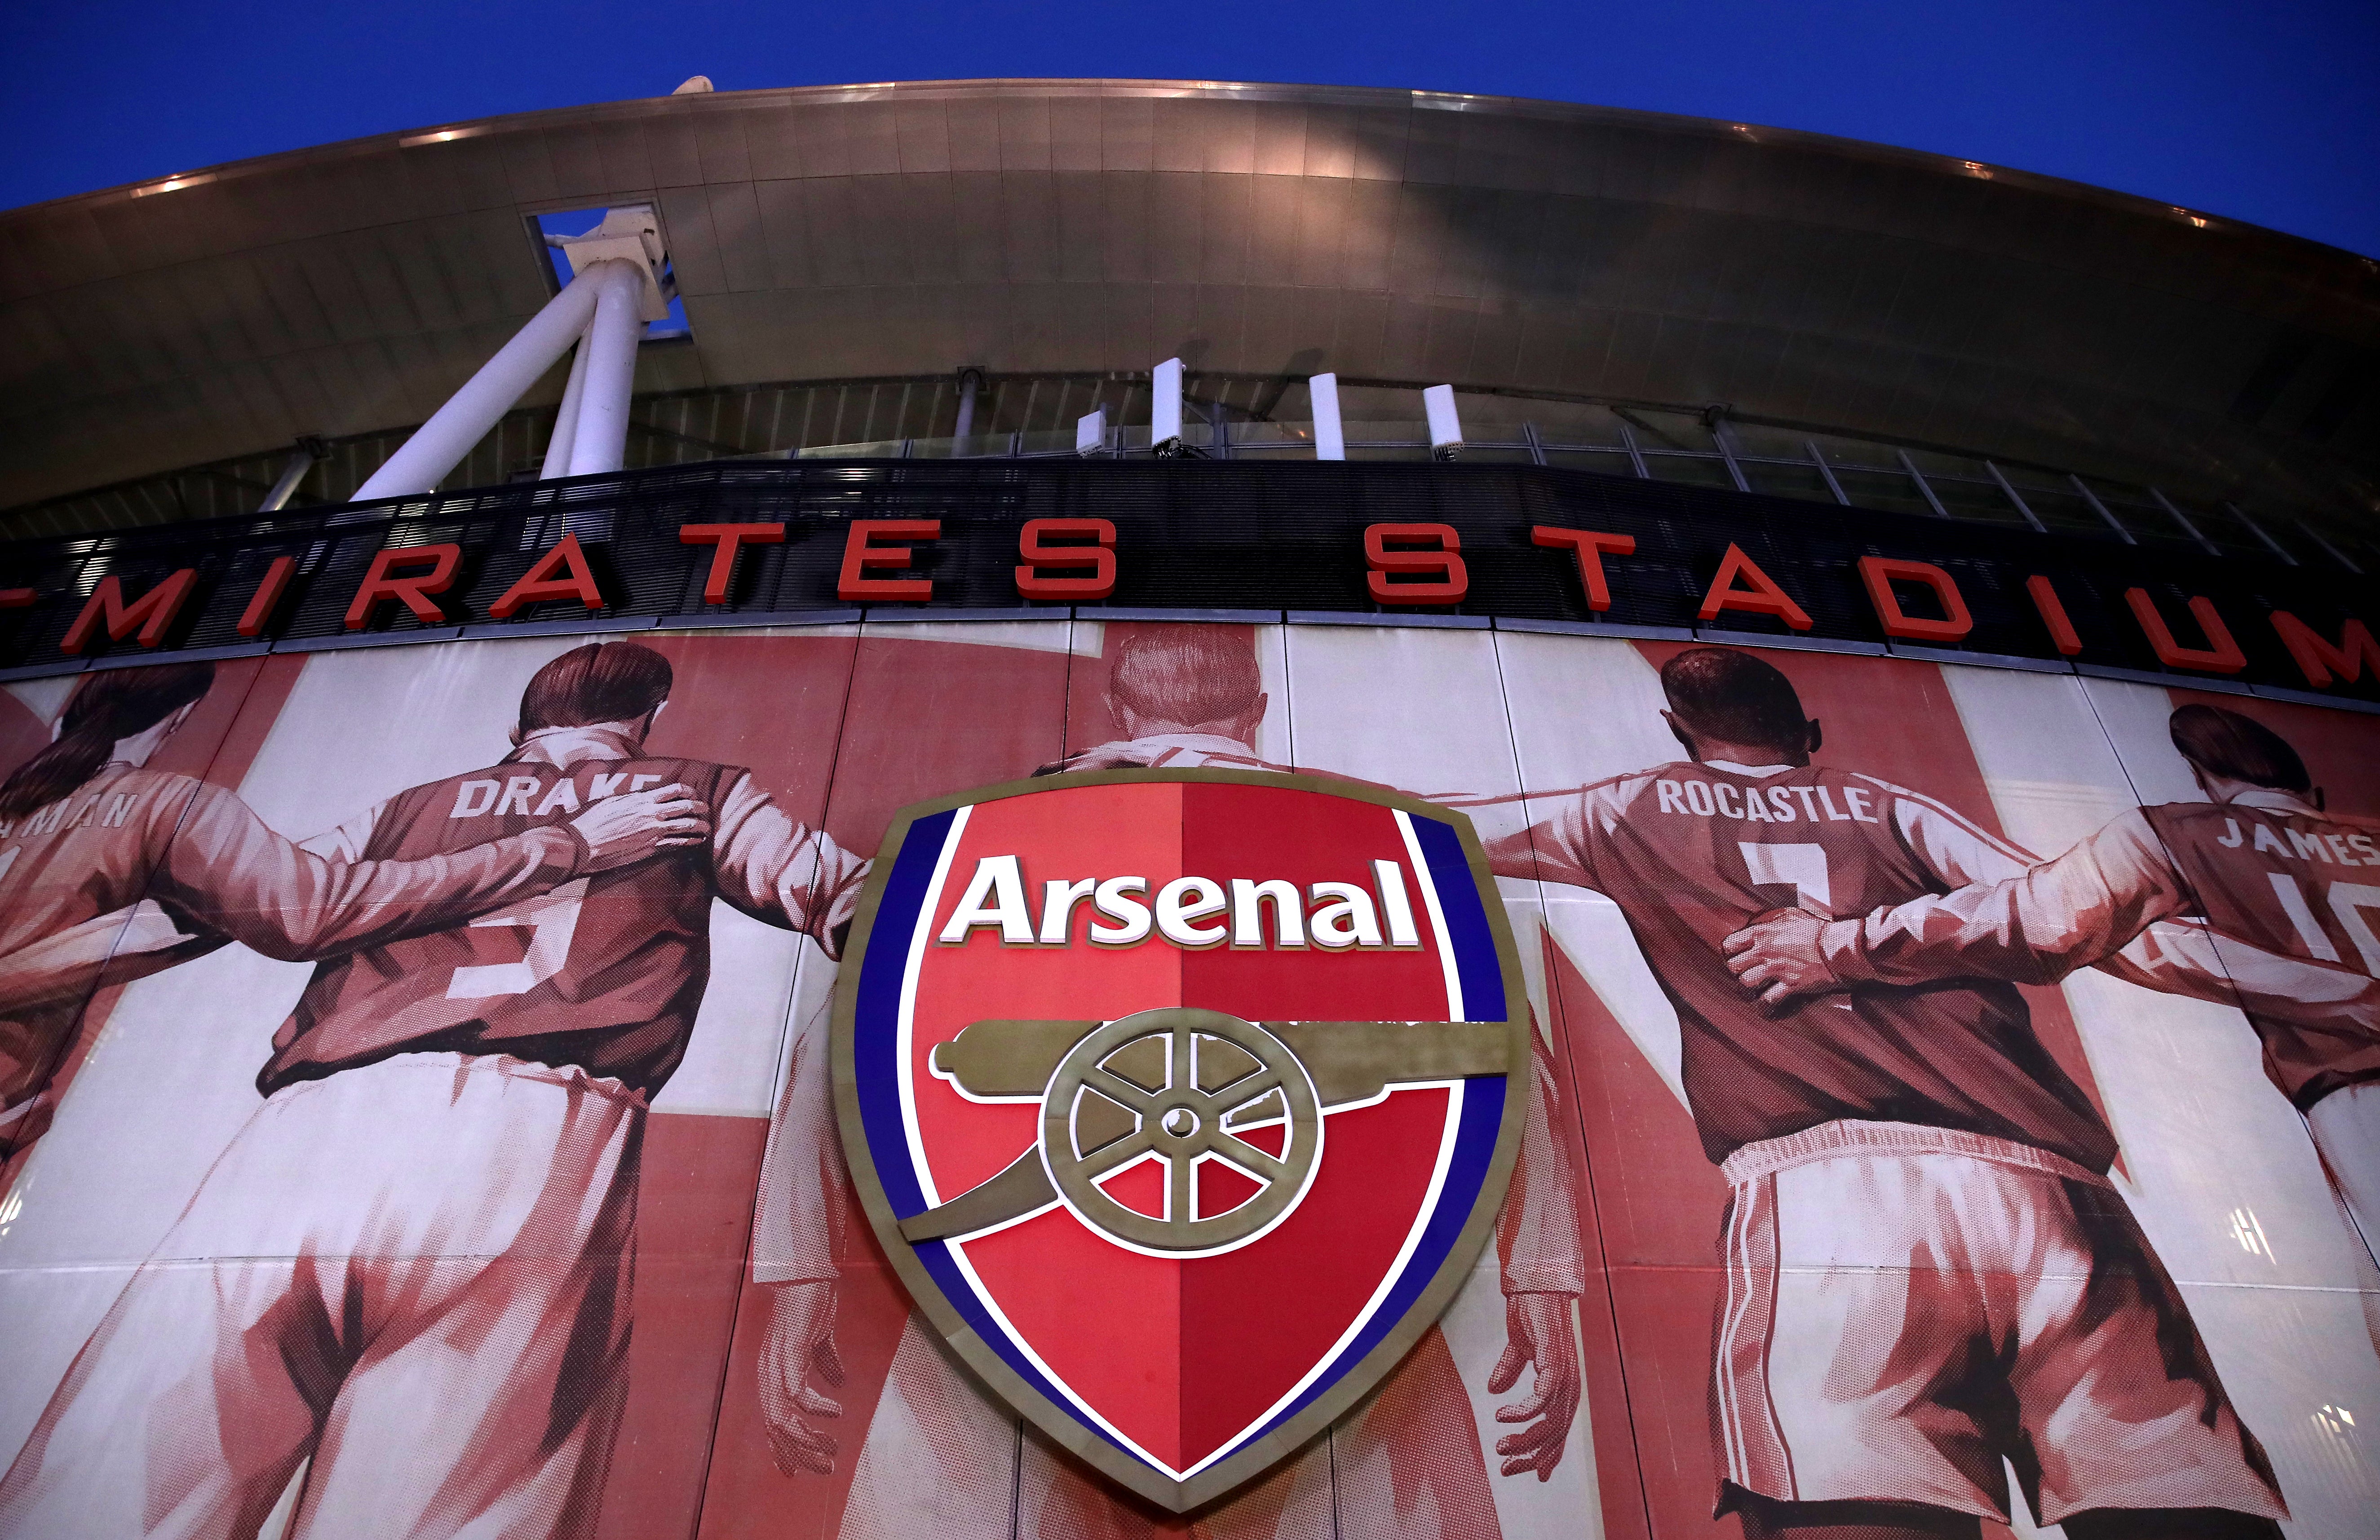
[3,0,2375,257]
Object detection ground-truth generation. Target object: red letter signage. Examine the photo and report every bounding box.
[1698,544,1811,631]
[1858,556,1973,642]
[2125,588,2246,675]
[839,520,940,602]
[345,544,462,630]
[1364,523,1468,606]
[490,534,606,620]
[61,570,198,654]
[236,556,298,639]
[1015,518,1117,601]
[2024,575,2085,656]
[1531,527,1635,611]
[2270,612,2380,689]
[681,522,786,605]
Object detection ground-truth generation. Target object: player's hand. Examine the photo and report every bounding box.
[1723,908,1838,1005]
[1486,1293,1579,1481]
[568,783,712,871]
[758,1279,846,1477]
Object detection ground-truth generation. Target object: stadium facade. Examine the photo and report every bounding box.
[0,78,2376,1540]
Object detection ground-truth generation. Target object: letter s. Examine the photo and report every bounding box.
[1090,876,1152,946]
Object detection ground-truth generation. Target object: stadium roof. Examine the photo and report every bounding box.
[3,78,2374,524]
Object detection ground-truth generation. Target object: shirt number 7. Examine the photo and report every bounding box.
[1740,841,1834,917]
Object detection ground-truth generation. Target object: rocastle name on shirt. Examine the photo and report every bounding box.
[1653,775,1879,824]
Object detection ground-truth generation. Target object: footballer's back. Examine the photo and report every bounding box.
[261,752,746,1097]
[2146,801,2380,976]
[2145,799,2380,1107]
[1569,760,2111,1169]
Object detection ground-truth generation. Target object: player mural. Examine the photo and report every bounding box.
[0,641,854,1539]
[0,621,2374,1540]
[0,661,704,1180]
[1723,700,2380,1336]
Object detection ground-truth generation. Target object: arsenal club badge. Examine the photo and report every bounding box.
[832,770,1529,1511]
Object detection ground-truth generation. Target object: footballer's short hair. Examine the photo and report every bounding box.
[2168,703,2310,794]
[1659,647,1809,751]
[1108,625,1262,728]
[519,642,674,734]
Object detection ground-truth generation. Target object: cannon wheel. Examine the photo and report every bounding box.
[1041,1007,1322,1254]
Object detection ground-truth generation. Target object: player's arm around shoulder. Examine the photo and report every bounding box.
[1445,778,1628,887]
[1861,773,2033,889]
[157,775,708,960]
[708,771,870,956]
[1725,802,2186,1002]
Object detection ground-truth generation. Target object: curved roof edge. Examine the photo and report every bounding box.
[11,77,2372,274]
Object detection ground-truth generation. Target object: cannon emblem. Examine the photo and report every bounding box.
[902,1007,1511,1254]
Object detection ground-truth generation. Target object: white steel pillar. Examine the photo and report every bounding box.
[539,327,594,480]
[564,260,647,478]
[256,437,324,511]
[353,205,669,500]
[954,367,985,444]
[352,276,606,500]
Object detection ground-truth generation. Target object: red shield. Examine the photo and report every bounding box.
[834,770,1526,1510]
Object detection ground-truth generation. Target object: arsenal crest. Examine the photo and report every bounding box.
[832,770,1528,1510]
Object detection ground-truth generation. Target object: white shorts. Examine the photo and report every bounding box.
[0,1052,644,1540]
[2307,1080,2380,1266]
[1712,1119,2287,1526]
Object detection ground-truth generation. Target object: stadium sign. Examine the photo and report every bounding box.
[831,769,1529,1509]
[2,460,2374,710]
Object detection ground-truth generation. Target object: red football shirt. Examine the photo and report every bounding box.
[2141,800,2380,1106]
[1463,760,2118,1170]
[262,726,867,1097]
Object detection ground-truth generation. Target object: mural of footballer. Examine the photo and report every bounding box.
[0,660,704,1179]
[0,642,867,1540]
[1724,702,2380,1328]
[1439,647,2344,1540]
[748,624,1588,1540]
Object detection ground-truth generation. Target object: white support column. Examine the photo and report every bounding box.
[256,439,323,511]
[564,260,647,478]
[954,367,984,444]
[353,274,603,500]
[540,327,594,480]
[1309,373,1345,460]
[1076,408,1108,457]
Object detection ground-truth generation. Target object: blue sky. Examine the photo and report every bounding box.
[4,0,2375,257]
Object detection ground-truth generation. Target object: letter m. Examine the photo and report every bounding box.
[2272,612,2380,689]
[61,570,199,654]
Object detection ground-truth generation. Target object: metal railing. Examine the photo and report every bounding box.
[770,415,2365,571]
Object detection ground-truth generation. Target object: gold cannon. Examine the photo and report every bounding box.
[899,1006,1511,1254]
